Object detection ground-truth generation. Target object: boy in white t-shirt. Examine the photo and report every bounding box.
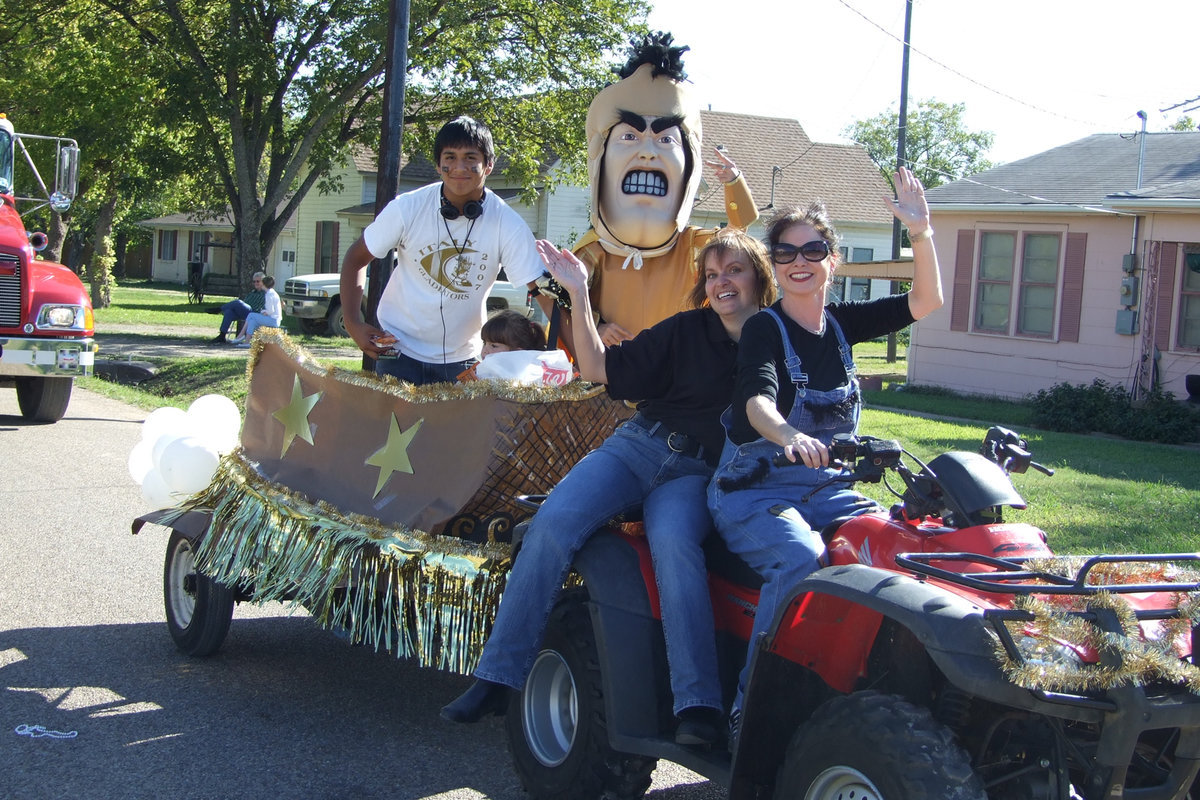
[338,116,545,385]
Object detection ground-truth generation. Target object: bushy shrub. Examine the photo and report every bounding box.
[1030,379,1200,443]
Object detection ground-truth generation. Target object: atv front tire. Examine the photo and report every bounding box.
[776,691,985,800]
[164,529,234,656]
[505,589,655,800]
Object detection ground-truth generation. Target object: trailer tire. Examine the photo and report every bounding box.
[16,376,73,422]
[505,589,655,800]
[164,529,234,657]
[776,691,985,800]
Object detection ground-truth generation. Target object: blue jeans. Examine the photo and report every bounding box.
[474,421,722,715]
[375,352,474,385]
[242,312,280,340]
[219,299,252,335]
[707,441,876,712]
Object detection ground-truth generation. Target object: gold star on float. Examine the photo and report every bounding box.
[365,414,423,498]
[272,375,322,457]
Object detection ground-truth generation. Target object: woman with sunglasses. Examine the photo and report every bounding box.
[707,167,942,741]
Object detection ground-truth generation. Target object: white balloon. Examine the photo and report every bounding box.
[151,429,187,472]
[141,406,188,444]
[187,394,241,453]
[160,436,221,496]
[140,467,178,509]
[127,438,155,485]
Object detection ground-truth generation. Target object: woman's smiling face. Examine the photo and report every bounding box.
[774,222,833,299]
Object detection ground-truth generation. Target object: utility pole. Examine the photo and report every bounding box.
[363,0,411,370]
[887,0,913,363]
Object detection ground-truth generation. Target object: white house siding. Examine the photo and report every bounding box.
[909,211,1165,400]
[294,161,362,277]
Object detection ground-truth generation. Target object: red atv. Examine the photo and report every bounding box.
[503,427,1200,800]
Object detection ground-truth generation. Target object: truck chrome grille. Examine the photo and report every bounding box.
[284,278,308,296]
[0,251,21,327]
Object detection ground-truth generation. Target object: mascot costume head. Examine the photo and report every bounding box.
[586,32,703,266]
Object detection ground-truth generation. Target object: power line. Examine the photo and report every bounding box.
[835,0,1095,126]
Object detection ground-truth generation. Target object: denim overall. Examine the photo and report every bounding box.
[707,307,875,710]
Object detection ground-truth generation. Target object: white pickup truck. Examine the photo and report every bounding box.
[282,273,546,336]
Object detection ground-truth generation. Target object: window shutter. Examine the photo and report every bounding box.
[332,224,341,272]
[314,222,324,272]
[187,231,195,263]
[950,229,975,332]
[1154,242,1179,351]
[1058,232,1087,342]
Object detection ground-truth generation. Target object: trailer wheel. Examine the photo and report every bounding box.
[776,691,985,800]
[505,590,655,800]
[164,529,234,656]
[15,377,73,422]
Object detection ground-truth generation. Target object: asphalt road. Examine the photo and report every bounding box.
[0,386,721,800]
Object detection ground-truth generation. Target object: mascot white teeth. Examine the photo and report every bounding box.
[567,31,759,346]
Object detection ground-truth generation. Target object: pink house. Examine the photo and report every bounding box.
[912,131,1200,402]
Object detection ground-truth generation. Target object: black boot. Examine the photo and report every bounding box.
[440,679,509,723]
[675,706,721,747]
[209,333,227,344]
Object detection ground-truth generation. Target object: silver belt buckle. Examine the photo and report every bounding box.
[666,431,688,453]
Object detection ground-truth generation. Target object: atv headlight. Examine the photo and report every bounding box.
[37,304,88,330]
[1016,634,1085,668]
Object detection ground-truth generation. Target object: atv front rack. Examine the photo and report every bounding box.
[896,552,1200,596]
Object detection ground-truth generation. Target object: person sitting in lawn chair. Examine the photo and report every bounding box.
[209,271,266,344]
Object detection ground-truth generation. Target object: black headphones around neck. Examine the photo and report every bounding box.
[440,190,484,221]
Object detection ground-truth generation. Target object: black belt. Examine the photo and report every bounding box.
[627,414,706,462]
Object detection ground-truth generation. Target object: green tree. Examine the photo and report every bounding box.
[842,99,994,190]
[1169,115,1197,132]
[2,0,190,307]
[83,0,648,285]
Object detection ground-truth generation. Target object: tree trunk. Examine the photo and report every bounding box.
[84,181,120,309]
[44,212,69,264]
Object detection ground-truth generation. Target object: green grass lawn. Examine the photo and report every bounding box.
[82,278,1199,557]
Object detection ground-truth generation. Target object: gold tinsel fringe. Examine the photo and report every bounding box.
[157,452,512,675]
[994,585,1200,695]
[247,327,605,404]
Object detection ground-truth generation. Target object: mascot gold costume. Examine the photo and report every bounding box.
[571,32,758,344]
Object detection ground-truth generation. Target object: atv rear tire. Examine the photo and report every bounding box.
[776,691,985,800]
[164,529,234,656]
[505,589,655,800]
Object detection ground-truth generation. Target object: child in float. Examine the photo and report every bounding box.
[458,310,561,383]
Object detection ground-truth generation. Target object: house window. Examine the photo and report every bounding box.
[158,230,177,261]
[361,175,377,206]
[973,231,1060,337]
[974,232,1014,332]
[1180,249,1200,349]
[191,231,210,262]
[1017,234,1060,336]
[314,221,338,273]
[281,249,296,264]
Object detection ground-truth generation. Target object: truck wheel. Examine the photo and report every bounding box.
[776,691,985,800]
[163,529,234,657]
[15,377,73,422]
[505,590,655,800]
[328,303,348,338]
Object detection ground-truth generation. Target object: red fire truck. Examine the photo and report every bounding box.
[0,112,91,422]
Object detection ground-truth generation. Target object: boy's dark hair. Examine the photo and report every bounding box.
[434,116,496,165]
[262,275,275,288]
[482,310,547,351]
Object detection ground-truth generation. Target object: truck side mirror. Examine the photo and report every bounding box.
[55,144,80,208]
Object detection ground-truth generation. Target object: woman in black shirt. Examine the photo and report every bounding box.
[442,228,776,747]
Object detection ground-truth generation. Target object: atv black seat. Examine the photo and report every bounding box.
[702,532,764,590]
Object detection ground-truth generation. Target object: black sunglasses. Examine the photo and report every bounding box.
[771,240,831,264]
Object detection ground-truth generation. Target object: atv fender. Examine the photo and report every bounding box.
[570,530,665,743]
[756,563,1102,718]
